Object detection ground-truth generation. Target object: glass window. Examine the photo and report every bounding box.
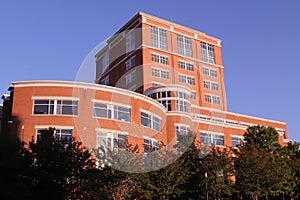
[159,100,171,111]
[56,100,78,115]
[94,103,112,118]
[151,53,168,65]
[176,126,189,141]
[113,105,130,122]
[231,136,242,147]
[37,129,72,144]
[140,112,161,131]
[178,61,194,71]
[176,100,187,112]
[200,132,224,146]
[126,71,136,84]
[126,57,136,70]
[34,99,77,116]
[205,95,212,103]
[126,30,135,54]
[96,132,127,151]
[33,100,54,114]
[144,138,159,153]
[203,67,217,78]
[190,92,196,100]
[201,42,215,64]
[177,34,192,57]
[101,76,109,85]
[101,53,109,74]
[151,26,167,50]
[152,67,169,79]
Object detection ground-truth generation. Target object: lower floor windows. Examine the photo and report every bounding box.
[94,103,130,122]
[158,100,171,111]
[144,138,159,153]
[200,132,224,146]
[96,131,127,151]
[141,112,161,131]
[231,136,242,147]
[175,125,189,141]
[37,129,72,144]
[176,100,187,112]
[205,94,220,105]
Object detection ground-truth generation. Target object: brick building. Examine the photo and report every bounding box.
[1,12,290,152]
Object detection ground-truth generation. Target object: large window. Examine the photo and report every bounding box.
[200,132,224,146]
[176,125,189,141]
[37,129,72,144]
[190,91,196,100]
[144,138,159,153]
[204,80,219,91]
[151,53,169,65]
[96,131,126,151]
[152,67,169,79]
[178,61,194,71]
[177,34,192,57]
[125,56,136,70]
[141,112,161,131]
[203,67,217,78]
[126,30,135,54]
[101,53,109,74]
[126,70,136,84]
[151,26,167,50]
[176,100,187,112]
[179,74,195,85]
[205,94,220,105]
[231,136,242,147]
[33,99,78,115]
[201,42,215,64]
[158,100,171,111]
[94,103,130,122]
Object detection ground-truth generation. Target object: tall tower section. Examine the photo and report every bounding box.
[96,12,227,112]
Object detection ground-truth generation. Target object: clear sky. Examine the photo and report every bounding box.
[0,0,299,141]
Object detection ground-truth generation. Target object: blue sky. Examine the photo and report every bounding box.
[0,0,299,141]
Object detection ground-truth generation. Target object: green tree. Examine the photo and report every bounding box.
[235,125,295,200]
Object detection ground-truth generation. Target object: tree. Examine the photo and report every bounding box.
[234,125,295,200]
[0,135,33,200]
[29,127,95,200]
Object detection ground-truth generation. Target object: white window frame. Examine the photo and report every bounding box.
[178,60,194,71]
[179,74,195,85]
[201,41,215,64]
[151,26,167,50]
[125,56,136,70]
[204,80,219,91]
[96,131,127,151]
[177,34,193,57]
[176,100,187,112]
[140,111,161,131]
[200,132,224,146]
[204,94,220,105]
[126,70,136,84]
[93,102,131,122]
[33,99,78,116]
[151,53,169,65]
[152,67,169,79]
[203,66,217,78]
[101,53,109,74]
[126,30,135,54]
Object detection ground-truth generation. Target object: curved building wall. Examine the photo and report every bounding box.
[7,80,289,151]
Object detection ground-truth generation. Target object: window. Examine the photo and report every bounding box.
[178,61,194,71]
[37,129,72,144]
[176,126,189,141]
[201,42,215,64]
[144,138,159,153]
[190,92,196,100]
[231,136,242,147]
[33,100,54,114]
[175,91,187,99]
[152,67,169,79]
[177,34,192,57]
[151,26,167,50]
[200,133,224,146]
[151,54,169,65]
[126,30,135,54]
[176,100,187,112]
[96,131,126,151]
[203,67,217,78]
[158,100,171,111]
[205,94,220,105]
[33,99,78,116]
[94,103,130,122]
[101,53,109,74]
[179,74,195,85]
[126,71,136,84]
[156,91,171,98]
[101,76,109,85]
[140,112,161,131]
[126,57,136,70]
[204,80,218,91]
